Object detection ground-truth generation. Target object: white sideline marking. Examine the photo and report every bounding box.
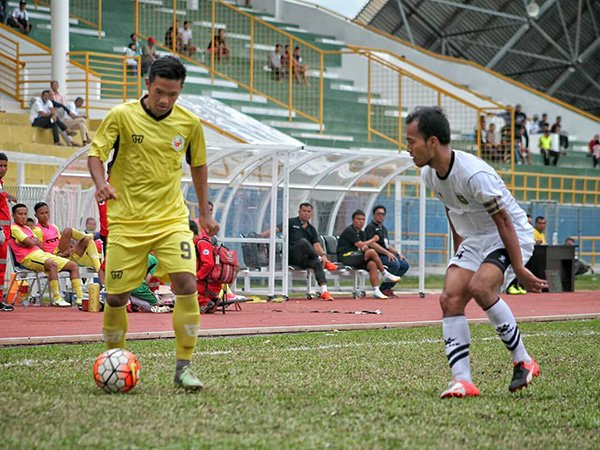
[2,329,598,369]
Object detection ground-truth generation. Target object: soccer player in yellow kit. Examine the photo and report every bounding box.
[88,56,218,391]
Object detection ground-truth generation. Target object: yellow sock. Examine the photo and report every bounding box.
[49,280,61,300]
[85,239,101,272]
[71,278,83,301]
[103,304,128,349]
[173,292,200,361]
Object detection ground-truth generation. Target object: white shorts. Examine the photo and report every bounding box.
[448,233,534,292]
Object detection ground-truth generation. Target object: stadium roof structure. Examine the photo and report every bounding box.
[356,0,600,115]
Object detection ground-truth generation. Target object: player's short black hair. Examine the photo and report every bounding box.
[12,203,27,214]
[188,220,199,235]
[405,106,451,145]
[372,204,386,215]
[0,152,8,162]
[535,216,545,223]
[34,202,48,212]
[148,56,187,85]
[352,209,365,219]
[299,202,313,210]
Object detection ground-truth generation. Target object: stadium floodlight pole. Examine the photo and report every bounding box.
[51,0,69,100]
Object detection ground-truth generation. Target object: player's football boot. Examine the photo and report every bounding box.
[509,358,540,392]
[174,366,204,391]
[440,379,480,398]
[319,291,334,301]
[52,297,71,307]
[507,285,521,295]
[517,286,527,295]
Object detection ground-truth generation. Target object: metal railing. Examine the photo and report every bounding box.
[33,0,103,38]
[68,52,142,114]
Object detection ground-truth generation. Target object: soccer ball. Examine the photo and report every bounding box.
[93,348,140,393]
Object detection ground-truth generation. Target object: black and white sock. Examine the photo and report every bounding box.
[443,315,472,382]
[485,298,531,363]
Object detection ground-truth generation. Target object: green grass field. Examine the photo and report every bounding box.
[1,319,599,449]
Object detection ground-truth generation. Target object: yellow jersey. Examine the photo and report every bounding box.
[533,228,546,244]
[89,97,206,236]
[539,134,552,151]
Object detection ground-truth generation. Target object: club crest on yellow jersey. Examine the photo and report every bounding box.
[172,135,185,152]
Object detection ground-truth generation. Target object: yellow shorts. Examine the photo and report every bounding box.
[71,252,94,269]
[20,249,70,272]
[104,229,196,294]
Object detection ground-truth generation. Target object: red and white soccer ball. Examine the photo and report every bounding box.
[93,348,140,393]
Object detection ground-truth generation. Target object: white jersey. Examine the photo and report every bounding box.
[421,150,532,240]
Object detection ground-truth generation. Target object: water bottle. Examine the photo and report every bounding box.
[552,232,558,245]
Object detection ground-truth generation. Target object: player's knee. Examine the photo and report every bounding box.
[62,227,73,238]
[439,292,460,315]
[467,278,490,302]
[106,293,129,307]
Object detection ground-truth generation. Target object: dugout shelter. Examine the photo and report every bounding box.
[45,144,426,298]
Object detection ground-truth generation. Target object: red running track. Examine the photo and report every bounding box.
[1,291,599,346]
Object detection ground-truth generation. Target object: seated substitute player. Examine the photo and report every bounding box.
[405,107,547,398]
[337,209,401,299]
[9,203,84,307]
[88,56,218,391]
[33,202,101,275]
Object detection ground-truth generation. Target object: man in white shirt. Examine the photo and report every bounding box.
[30,90,72,146]
[406,106,547,399]
[178,21,196,57]
[65,97,91,145]
[268,44,283,81]
[7,0,31,34]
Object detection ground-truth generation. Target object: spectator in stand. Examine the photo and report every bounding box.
[124,43,139,76]
[364,205,409,297]
[26,217,35,228]
[529,114,540,134]
[477,115,487,152]
[129,33,143,57]
[178,21,196,58]
[538,113,549,131]
[514,104,528,148]
[30,90,75,146]
[66,97,91,145]
[533,216,546,245]
[484,122,500,161]
[337,210,401,299]
[164,20,180,51]
[588,134,600,168]
[268,44,283,81]
[7,1,31,35]
[515,126,531,165]
[551,116,569,151]
[564,237,594,275]
[281,44,291,78]
[142,36,159,75]
[538,126,559,166]
[292,46,309,85]
[0,0,8,24]
[0,153,16,312]
[207,28,229,63]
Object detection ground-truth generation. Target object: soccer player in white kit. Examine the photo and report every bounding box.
[405,107,547,398]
